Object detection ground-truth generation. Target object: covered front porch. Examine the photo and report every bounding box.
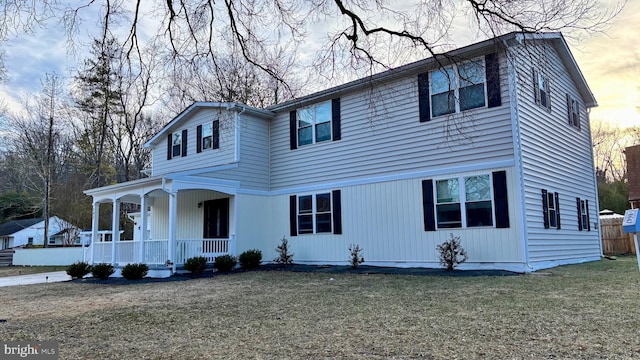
[84,175,239,276]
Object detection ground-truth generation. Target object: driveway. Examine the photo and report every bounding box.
[0,271,71,287]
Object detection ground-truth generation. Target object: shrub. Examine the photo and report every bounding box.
[91,263,115,280]
[213,255,237,272]
[121,263,149,280]
[436,233,468,271]
[274,236,294,266]
[348,244,365,269]
[184,256,208,275]
[67,261,92,279]
[239,249,262,270]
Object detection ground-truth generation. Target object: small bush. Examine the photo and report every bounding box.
[239,249,262,270]
[184,256,208,275]
[121,263,149,280]
[213,255,237,272]
[67,261,92,279]
[274,236,294,266]
[91,263,115,280]
[437,233,468,271]
[348,244,365,269]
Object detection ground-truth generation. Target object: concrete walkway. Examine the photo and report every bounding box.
[0,271,71,287]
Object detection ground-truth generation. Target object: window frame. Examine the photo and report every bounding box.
[429,58,488,118]
[297,101,332,147]
[577,198,591,231]
[433,173,495,229]
[566,94,581,129]
[201,122,213,150]
[533,69,552,111]
[172,130,182,157]
[297,192,333,234]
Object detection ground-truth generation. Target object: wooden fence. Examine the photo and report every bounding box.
[600,217,636,255]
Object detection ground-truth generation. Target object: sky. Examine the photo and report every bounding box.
[0,1,638,128]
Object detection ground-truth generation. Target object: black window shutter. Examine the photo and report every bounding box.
[213,120,220,149]
[586,199,591,231]
[289,111,297,150]
[485,53,502,108]
[576,102,581,130]
[546,80,552,111]
[533,69,540,104]
[181,129,188,157]
[196,125,202,153]
[289,195,297,237]
[167,133,173,160]
[417,73,430,123]
[566,94,572,125]
[555,192,561,229]
[576,197,583,231]
[492,171,509,228]
[332,98,341,141]
[332,189,342,234]
[542,189,549,229]
[422,179,436,231]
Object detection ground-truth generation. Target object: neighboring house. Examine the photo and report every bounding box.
[84,32,601,276]
[0,217,78,248]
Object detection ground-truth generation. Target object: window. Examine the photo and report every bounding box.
[566,94,580,129]
[533,69,551,111]
[577,198,591,231]
[27,237,33,245]
[542,189,561,229]
[298,193,332,234]
[290,190,342,236]
[297,101,332,146]
[172,131,182,157]
[430,59,486,118]
[202,122,213,150]
[197,120,219,153]
[434,174,493,229]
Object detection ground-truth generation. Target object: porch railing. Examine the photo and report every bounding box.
[176,239,229,264]
[90,238,227,265]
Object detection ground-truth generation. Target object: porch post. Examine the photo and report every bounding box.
[139,195,147,263]
[168,191,177,273]
[90,201,99,264]
[111,198,120,265]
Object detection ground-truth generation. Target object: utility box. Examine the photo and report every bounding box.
[623,209,640,233]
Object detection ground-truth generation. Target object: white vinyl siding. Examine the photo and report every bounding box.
[265,169,522,269]
[510,42,600,265]
[151,109,270,190]
[270,53,513,190]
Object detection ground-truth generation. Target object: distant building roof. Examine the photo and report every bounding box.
[0,218,44,236]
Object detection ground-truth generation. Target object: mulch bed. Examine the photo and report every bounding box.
[73,263,519,285]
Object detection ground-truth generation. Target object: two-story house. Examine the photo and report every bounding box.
[84,32,601,277]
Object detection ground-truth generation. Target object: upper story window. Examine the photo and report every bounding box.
[167,129,187,160]
[197,120,220,153]
[172,131,182,157]
[533,69,551,111]
[430,59,486,118]
[289,98,341,150]
[542,189,560,229]
[297,101,332,146]
[566,94,581,129]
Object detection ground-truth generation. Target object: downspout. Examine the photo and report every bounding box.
[505,41,533,272]
[586,107,604,257]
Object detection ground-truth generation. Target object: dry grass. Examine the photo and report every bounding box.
[0,266,67,277]
[1,258,640,359]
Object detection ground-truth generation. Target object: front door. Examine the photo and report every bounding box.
[203,198,229,238]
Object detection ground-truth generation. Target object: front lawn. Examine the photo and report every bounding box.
[1,257,639,359]
[0,266,67,277]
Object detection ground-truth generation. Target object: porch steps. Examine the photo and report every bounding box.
[0,249,15,267]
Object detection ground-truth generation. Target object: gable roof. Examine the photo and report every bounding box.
[0,218,44,236]
[144,102,275,148]
[267,31,597,112]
